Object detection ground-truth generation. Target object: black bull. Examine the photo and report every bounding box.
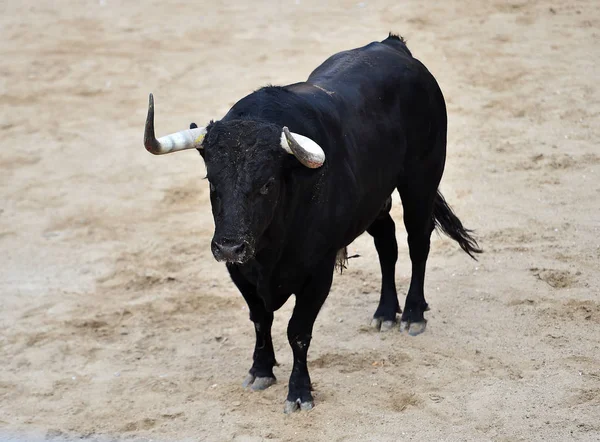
[143,34,481,413]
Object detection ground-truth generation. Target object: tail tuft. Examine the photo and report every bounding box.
[433,191,482,260]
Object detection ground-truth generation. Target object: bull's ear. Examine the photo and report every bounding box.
[190,123,206,158]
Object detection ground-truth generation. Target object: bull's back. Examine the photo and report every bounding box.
[303,37,446,248]
[307,37,422,121]
[309,38,411,89]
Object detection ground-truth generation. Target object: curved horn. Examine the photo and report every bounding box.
[144,93,207,155]
[280,127,325,168]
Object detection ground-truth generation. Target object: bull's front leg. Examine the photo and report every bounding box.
[284,254,336,413]
[227,264,277,391]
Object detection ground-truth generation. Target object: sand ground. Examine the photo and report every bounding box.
[1,0,599,441]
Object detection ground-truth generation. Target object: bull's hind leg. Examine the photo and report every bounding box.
[227,264,277,391]
[367,198,401,332]
[397,174,439,336]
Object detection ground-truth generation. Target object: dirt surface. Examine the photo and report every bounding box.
[1,1,599,441]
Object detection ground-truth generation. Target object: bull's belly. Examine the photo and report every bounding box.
[338,182,397,249]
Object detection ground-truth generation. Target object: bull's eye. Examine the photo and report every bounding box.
[260,179,273,195]
[209,182,215,193]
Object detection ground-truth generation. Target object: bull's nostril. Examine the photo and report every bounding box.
[233,243,246,254]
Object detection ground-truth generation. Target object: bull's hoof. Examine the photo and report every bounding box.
[284,398,314,414]
[242,374,276,391]
[371,317,396,332]
[399,319,427,336]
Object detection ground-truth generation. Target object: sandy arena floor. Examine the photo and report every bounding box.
[1,1,599,441]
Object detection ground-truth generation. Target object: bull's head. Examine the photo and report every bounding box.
[143,94,325,264]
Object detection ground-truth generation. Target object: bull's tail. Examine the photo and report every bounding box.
[433,191,482,259]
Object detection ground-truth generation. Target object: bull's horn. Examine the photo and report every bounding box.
[280,127,325,168]
[144,93,207,155]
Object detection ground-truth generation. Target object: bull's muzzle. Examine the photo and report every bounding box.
[211,238,253,263]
